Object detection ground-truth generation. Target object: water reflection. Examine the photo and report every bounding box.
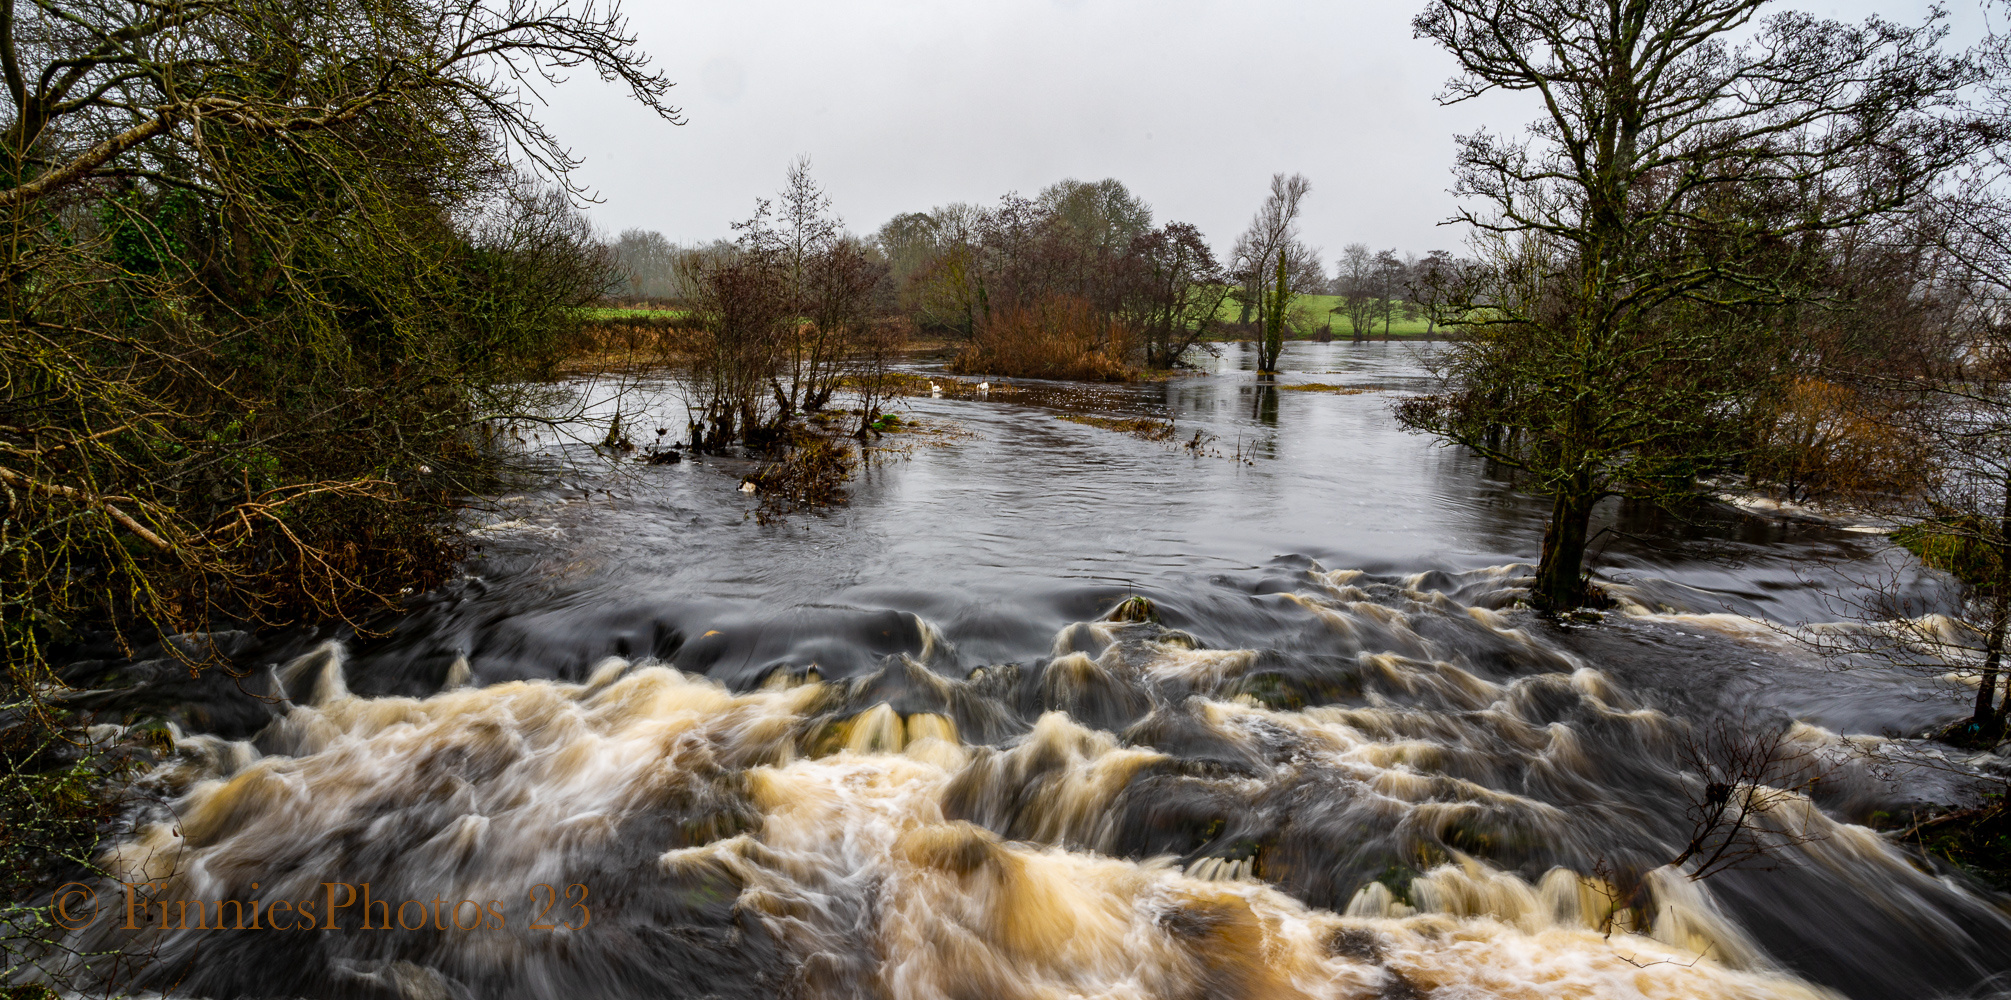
[1245,380,1278,425]
[425,342,1912,647]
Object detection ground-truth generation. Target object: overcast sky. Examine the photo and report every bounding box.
[542,0,1982,264]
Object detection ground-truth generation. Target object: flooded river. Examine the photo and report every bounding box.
[35,343,2011,999]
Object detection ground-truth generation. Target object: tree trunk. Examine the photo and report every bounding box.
[1534,486,1596,609]
[1984,470,2011,735]
[1973,603,2005,734]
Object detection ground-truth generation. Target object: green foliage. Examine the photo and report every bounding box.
[1894,519,2006,591]
[0,7,668,988]
[0,710,144,946]
[1203,290,1438,337]
[1881,798,2011,892]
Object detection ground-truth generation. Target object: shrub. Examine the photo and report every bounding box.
[950,296,1135,382]
[1750,379,1930,503]
[753,437,856,522]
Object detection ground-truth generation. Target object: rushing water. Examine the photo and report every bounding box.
[33,343,2011,1000]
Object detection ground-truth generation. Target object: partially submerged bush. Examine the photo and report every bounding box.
[950,295,1135,382]
[1059,415,1175,441]
[753,437,856,521]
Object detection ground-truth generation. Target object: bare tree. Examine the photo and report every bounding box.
[679,250,790,450]
[852,318,911,438]
[610,229,680,301]
[1404,250,1461,341]
[1400,0,1976,610]
[1336,243,1378,342]
[1229,173,1311,371]
[737,157,846,419]
[1373,249,1405,340]
[1120,223,1232,369]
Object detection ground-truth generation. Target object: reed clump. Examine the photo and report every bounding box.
[753,434,856,522]
[950,296,1136,382]
[1059,415,1175,441]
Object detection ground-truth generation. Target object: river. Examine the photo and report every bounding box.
[32,342,2011,1000]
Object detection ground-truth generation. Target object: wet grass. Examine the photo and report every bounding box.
[585,306,688,321]
[1211,292,1442,338]
[1059,414,1177,441]
[1278,383,1373,394]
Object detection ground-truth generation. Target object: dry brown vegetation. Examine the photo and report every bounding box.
[1748,378,1932,504]
[558,316,702,371]
[752,435,856,523]
[1059,415,1177,441]
[950,295,1137,381]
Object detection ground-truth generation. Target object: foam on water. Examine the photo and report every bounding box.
[29,600,1982,999]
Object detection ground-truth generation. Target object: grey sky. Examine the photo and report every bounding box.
[545,0,1979,263]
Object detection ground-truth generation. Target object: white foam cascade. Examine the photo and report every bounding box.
[34,619,1911,1000]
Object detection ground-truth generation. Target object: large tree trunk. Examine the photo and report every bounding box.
[1534,486,1597,610]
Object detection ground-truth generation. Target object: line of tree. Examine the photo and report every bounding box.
[612,175,1250,381]
[1333,245,1467,342]
[883,177,1240,377]
[611,173,1477,380]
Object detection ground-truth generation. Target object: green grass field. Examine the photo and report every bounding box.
[584,306,688,321]
[1211,292,1440,338]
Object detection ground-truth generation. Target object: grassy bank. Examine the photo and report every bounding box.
[585,306,689,322]
[1210,292,1445,339]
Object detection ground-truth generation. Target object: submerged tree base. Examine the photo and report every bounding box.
[1879,800,2011,893]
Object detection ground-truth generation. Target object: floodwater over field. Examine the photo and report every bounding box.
[40,343,2011,1000]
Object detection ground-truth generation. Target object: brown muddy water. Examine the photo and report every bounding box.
[30,343,2011,1000]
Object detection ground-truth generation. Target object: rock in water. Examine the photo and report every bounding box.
[1108,595,1158,623]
